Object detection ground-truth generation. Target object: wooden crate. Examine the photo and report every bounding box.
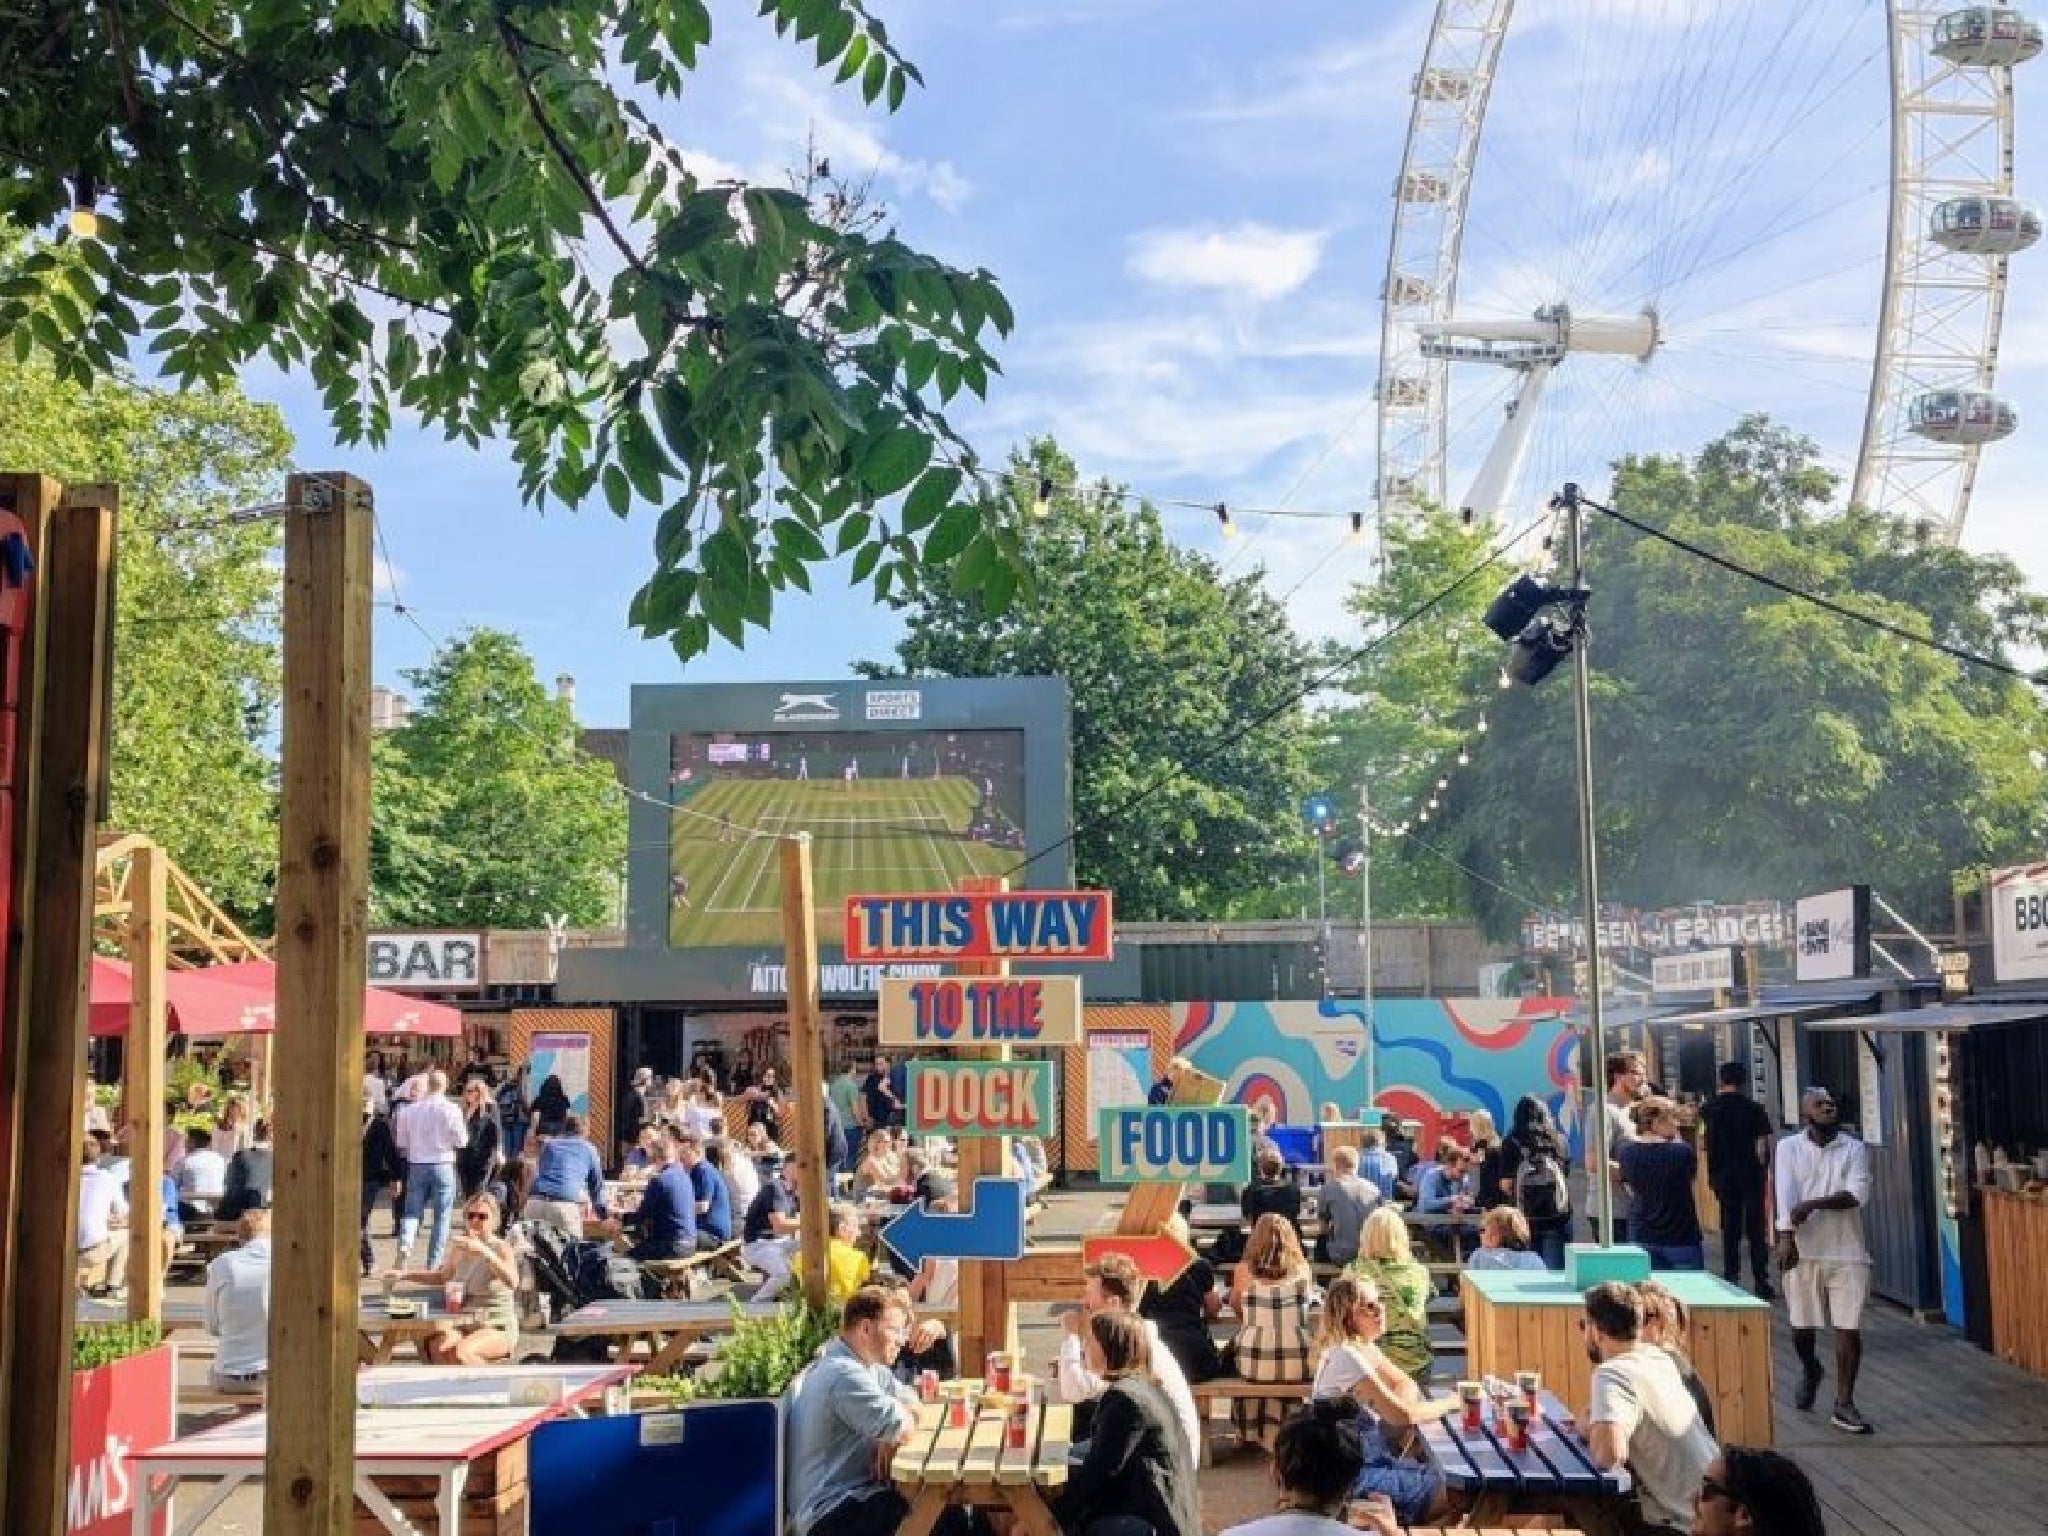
[1984,1188,2048,1380]
[352,1438,527,1534]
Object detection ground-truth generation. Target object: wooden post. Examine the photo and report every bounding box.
[778,834,831,1311]
[0,473,56,1511]
[263,472,373,1533]
[954,876,1012,1371]
[124,841,168,1323]
[0,490,116,1536]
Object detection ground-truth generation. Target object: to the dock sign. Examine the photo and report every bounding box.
[843,890,1113,962]
[907,1061,1054,1138]
[876,975,1083,1047]
[1097,1105,1252,1184]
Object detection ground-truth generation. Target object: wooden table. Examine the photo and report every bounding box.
[1983,1187,2048,1380]
[130,1364,633,1534]
[892,1394,1074,1536]
[1460,1268,1774,1446]
[1417,1388,1631,1528]
[357,1294,497,1366]
[553,1298,783,1374]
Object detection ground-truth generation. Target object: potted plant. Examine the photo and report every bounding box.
[639,1295,840,1408]
[70,1320,176,1535]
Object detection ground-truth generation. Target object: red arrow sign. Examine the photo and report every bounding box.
[1082,1230,1196,1289]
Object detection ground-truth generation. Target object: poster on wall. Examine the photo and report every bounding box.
[1857,1038,1885,1147]
[1989,861,2048,982]
[1794,886,1870,982]
[1778,1023,1803,1130]
[529,1032,592,1119]
[1086,1031,1152,1127]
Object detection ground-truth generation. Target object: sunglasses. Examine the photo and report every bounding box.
[464,1211,492,1224]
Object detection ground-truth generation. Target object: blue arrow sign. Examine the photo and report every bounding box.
[879,1176,1028,1270]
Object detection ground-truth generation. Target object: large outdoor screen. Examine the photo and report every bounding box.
[663,727,1026,947]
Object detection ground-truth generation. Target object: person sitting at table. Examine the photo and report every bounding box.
[1308,1276,1461,1527]
[825,1201,872,1304]
[1052,1310,1202,1536]
[385,1193,522,1365]
[673,1129,733,1248]
[1623,1096,1706,1271]
[1467,1206,1548,1271]
[1692,1446,1826,1536]
[851,1127,902,1198]
[204,1209,272,1395]
[683,1081,721,1141]
[1356,1126,1401,1204]
[906,1179,961,1323]
[1380,1114,1417,1183]
[786,1285,939,1536]
[1637,1280,1716,1437]
[1345,1207,1434,1385]
[175,1126,227,1225]
[1138,1212,1224,1384]
[1582,1280,1718,1536]
[1058,1251,1202,1456]
[1317,1144,1382,1267]
[706,1133,758,1218]
[742,1153,802,1301]
[76,1139,129,1298]
[1221,1397,1402,1536]
[625,1133,698,1261]
[622,1125,665,1177]
[521,1113,609,1237]
[742,1117,786,1165]
[875,1270,957,1382]
[1240,1146,1304,1244]
[1225,1212,1317,1452]
[1414,1142,1476,1259]
[216,1118,274,1222]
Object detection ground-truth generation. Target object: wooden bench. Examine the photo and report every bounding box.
[639,1240,745,1299]
[1185,1378,1311,1466]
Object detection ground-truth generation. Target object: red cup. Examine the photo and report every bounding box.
[987,1353,1013,1393]
[1458,1381,1484,1432]
[947,1393,970,1430]
[443,1282,465,1313]
[1506,1402,1531,1451]
[1005,1401,1029,1450]
[918,1369,940,1404]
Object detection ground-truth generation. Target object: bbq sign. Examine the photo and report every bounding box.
[907,1061,1055,1138]
[844,890,1113,962]
[877,975,1083,1047]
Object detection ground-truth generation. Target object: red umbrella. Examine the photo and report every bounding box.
[196,959,463,1038]
[88,956,277,1038]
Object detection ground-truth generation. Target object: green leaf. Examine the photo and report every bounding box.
[901,465,961,533]
[602,463,633,516]
[887,68,908,112]
[850,540,884,584]
[923,501,979,563]
[836,509,873,552]
[857,426,932,497]
[862,52,888,104]
[772,518,828,562]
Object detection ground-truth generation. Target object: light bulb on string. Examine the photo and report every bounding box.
[1436,777,1448,791]
[1498,669,1512,690]
[1215,501,1237,538]
[68,174,99,239]
[1457,748,1470,766]
[1032,475,1054,519]
[1346,510,1364,546]
[1476,717,1489,734]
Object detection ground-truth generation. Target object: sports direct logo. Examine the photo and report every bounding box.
[865,689,922,721]
[772,692,840,723]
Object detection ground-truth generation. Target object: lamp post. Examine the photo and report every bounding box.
[1359,783,1377,1109]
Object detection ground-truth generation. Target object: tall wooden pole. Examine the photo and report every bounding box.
[0,491,117,1536]
[125,842,168,1323]
[778,834,832,1310]
[0,473,56,1512]
[955,875,1011,1371]
[264,473,373,1532]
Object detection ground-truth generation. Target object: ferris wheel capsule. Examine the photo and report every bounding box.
[1908,389,2018,444]
[1929,194,2044,253]
[1931,7,2045,67]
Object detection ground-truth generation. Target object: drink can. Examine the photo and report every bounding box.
[1457,1379,1484,1432]
[987,1352,1013,1393]
[1515,1368,1541,1410]
[1005,1397,1030,1450]
[1506,1401,1532,1451]
[918,1369,940,1404]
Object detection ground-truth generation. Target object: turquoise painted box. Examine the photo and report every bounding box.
[1565,1243,1652,1287]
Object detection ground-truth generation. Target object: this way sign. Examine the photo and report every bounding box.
[879,1176,1028,1270]
[844,890,1114,962]
[1082,1230,1196,1288]
[1097,1105,1251,1185]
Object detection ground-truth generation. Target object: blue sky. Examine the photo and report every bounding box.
[252,1,2048,725]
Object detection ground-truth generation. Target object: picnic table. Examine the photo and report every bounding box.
[358,1292,501,1365]
[553,1298,784,1373]
[129,1363,634,1535]
[1416,1388,1632,1526]
[892,1391,1074,1536]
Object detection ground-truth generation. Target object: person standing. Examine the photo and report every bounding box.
[521,1113,609,1237]
[395,1069,468,1269]
[1356,1126,1402,1203]
[1700,1061,1775,1297]
[361,1106,405,1278]
[1497,1094,1574,1270]
[455,1079,502,1201]
[1774,1085,1875,1434]
[1619,1097,1704,1270]
[860,1054,901,1138]
[1588,1052,1648,1244]
[1582,1280,1718,1536]
[1148,1055,1192,1106]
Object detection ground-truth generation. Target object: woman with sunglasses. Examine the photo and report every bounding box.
[384,1193,520,1365]
[1309,1274,1460,1527]
[1691,1447,1825,1536]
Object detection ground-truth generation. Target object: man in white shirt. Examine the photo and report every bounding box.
[204,1210,272,1394]
[1583,1281,1718,1535]
[1773,1085,1875,1434]
[393,1069,468,1268]
[1055,1252,1201,1462]
[76,1140,129,1296]
[1587,1051,1646,1243]
[175,1127,228,1224]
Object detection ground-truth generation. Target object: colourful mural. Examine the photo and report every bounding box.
[1172,997,1585,1157]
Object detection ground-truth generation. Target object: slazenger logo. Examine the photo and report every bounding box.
[772,691,840,723]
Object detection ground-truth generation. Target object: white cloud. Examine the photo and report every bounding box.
[741,70,973,212]
[1127,224,1327,302]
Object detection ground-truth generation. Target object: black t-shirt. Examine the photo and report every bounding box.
[861,1071,899,1127]
[1618,1138,1701,1246]
[742,1178,794,1243]
[1240,1176,1302,1235]
[1699,1092,1772,1189]
[1138,1257,1223,1383]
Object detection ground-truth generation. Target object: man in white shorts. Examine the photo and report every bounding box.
[1773,1085,1874,1434]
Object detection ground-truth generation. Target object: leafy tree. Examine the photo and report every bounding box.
[859,439,1319,920]
[0,2,1018,658]
[1324,416,2048,936]
[369,627,624,928]
[0,357,289,921]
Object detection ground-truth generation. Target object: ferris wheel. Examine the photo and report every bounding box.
[1375,2,2043,546]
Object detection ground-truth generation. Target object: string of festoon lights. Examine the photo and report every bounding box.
[1366,710,1493,842]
